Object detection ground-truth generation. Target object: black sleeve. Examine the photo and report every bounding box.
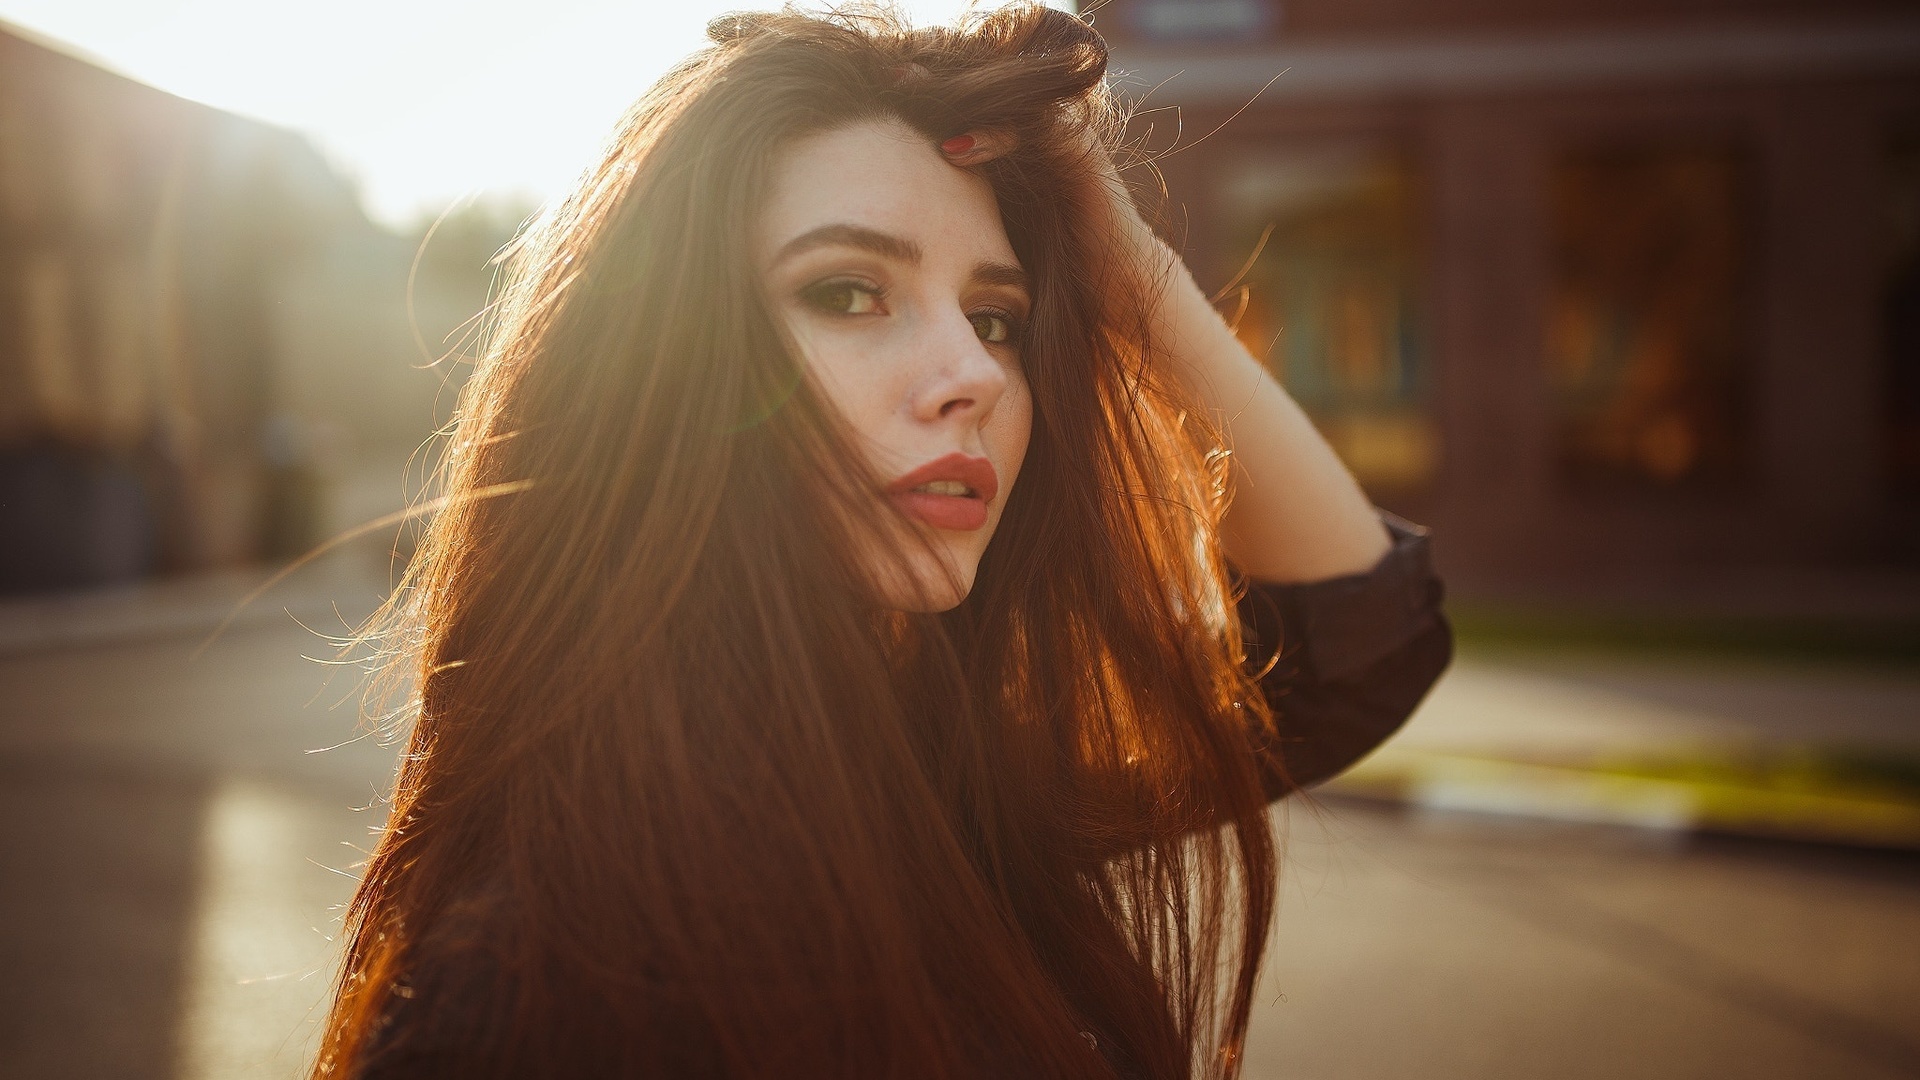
[1235,511,1453,801]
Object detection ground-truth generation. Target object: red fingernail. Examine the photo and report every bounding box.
[941,134,975,156]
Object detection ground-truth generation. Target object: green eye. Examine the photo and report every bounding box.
[971,312,1012,343]
[800,279,882,315]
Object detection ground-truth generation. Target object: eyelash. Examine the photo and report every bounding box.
[798,277,886,316]
[969,307,1024,346]
[797,277,1027,346]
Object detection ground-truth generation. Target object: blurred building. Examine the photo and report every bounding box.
[1102,0,1920,601]
[0,24,485,596]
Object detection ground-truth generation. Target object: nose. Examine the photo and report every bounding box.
[909,312,1008,426]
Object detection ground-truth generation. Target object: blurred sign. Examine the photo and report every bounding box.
[1123,0,1283,45]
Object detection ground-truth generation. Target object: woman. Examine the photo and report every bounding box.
[314,5,1450,1078]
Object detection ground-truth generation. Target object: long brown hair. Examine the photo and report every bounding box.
[315,6,1279,1077]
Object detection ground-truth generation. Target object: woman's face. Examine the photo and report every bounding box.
[758,118,1033,612]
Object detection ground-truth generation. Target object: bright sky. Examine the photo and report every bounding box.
[0,0,1060,228]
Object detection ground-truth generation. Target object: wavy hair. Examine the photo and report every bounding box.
[314,6,1279,1077]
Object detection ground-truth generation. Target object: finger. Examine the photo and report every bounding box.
[938,130,1015,167]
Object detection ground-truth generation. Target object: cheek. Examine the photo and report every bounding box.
[995,375,1034,488]
[792,326,894,438]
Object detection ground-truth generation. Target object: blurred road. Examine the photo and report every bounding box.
[1248,803,1920,1079]
[0,610,391,1080]
[0,600,1917,1079]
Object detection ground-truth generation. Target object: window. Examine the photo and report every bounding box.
[1885,122,1920,498]
[1219,142,1435,491]
[1547,141,1751,490]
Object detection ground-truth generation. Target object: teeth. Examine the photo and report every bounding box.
[913,480,972,497]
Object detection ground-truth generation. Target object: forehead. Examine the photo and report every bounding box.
[756,118,1019,270]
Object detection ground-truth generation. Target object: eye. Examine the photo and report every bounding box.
[799,278,884,316]
[970,310,1018,344]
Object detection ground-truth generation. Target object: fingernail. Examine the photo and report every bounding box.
[941,134,976,157]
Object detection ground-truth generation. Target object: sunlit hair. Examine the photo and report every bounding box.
[315,5,1280,1077]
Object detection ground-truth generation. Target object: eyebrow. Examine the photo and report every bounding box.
[773,222,1031,294]
[774,224,921,267]
[971,261,1031,293]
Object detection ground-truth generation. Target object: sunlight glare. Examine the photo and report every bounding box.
[0,0,1069,227]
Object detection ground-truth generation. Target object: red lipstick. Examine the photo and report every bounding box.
[886,452,999,532]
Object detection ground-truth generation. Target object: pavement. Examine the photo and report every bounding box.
[1,566,1917,1078]
[0,557,393,659]
[1245,802,1920,1080]
[1322,646,1920,848]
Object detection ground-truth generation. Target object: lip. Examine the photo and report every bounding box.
[886,452,1000,532]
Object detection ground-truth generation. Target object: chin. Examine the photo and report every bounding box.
[878,549,978,613]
